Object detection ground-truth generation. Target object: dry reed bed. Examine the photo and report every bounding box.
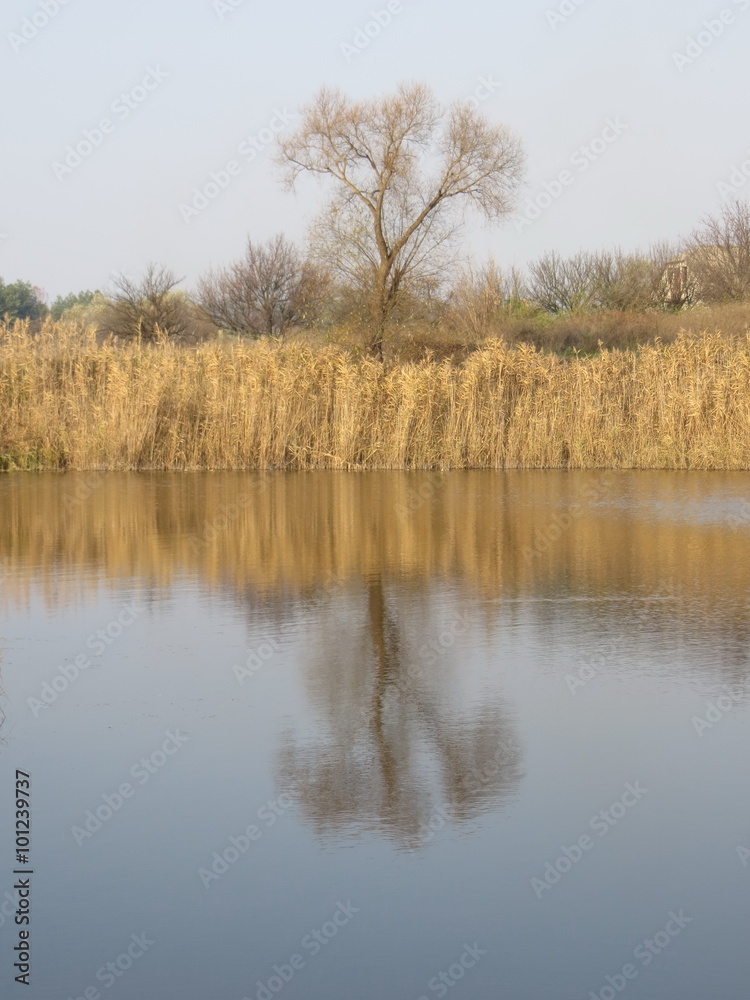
[1,321,750,469]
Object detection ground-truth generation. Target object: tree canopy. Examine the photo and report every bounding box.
[0,278,46,321]
[278,82,525,357]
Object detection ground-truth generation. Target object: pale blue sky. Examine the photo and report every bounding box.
[1,0,748,298]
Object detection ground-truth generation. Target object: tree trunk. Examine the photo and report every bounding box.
[370,321,385,362]
[369,274,389,362]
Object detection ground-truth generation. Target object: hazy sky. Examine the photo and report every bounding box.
[1,0,748,299]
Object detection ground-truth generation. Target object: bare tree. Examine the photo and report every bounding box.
[448,258,527,337]
[528,247,681,314]
[278,82,525,359]
[103,263,189,340]
[683,200,750,302]
[589,248,667,311]
[526,251,599,313]
[197,235,327,338]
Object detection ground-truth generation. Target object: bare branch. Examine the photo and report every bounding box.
[103,263,188,340]
[277,82,525,358]
[197,235,328,338]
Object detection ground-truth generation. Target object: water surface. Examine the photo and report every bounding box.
[0,471,749,999]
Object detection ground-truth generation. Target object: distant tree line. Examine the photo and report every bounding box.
[3,82,750,354]
[5,198,750,350]
[0,278,47,321]
[0,280,98,323]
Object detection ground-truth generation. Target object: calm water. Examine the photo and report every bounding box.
[0,471,749,1000]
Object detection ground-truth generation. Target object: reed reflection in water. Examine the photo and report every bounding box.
[1,471,750,1000]
[1,469,750,844]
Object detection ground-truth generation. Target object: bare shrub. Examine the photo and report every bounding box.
[101,264,191,340]
[528,246,681,314]
[683,200,750,302]
[588,249,663,311]
[448,259,528,338]
[197,235,327,339]
[526,251,599,313]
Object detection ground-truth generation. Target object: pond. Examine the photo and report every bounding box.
[0,471,749,999]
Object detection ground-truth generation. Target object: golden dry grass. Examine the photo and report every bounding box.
[2,319,750,470]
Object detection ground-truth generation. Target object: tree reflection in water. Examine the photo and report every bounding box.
[276,573,523,849]
[3,470,749,837]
